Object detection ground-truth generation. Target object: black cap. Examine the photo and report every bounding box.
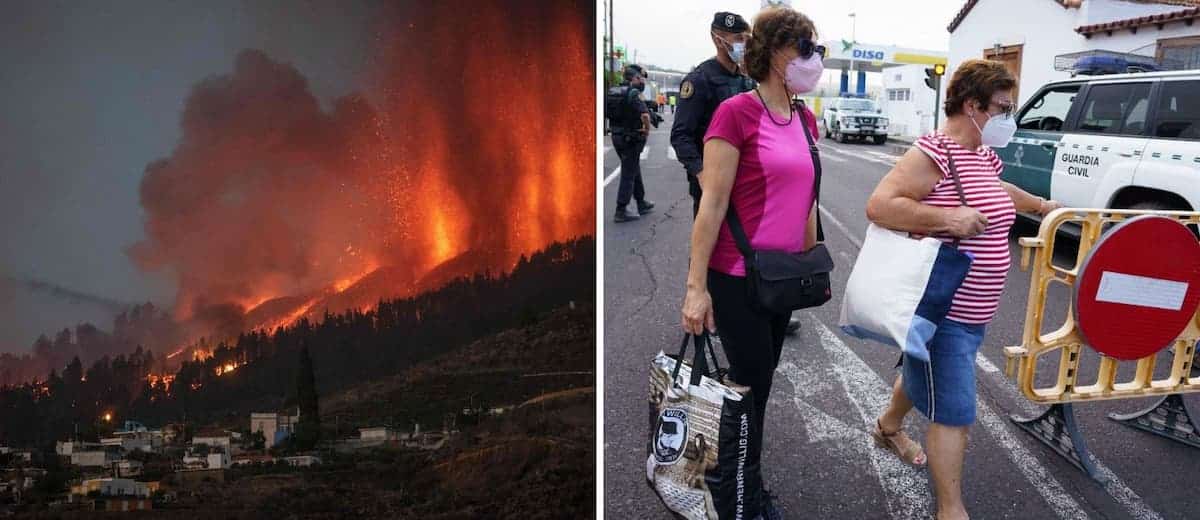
[712,12,749,33]
[623,63,646,80]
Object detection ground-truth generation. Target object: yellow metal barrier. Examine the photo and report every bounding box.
[1003,208,1200,404]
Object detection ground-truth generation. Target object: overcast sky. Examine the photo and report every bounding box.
[607,0,964,73]
[0,1,380,351]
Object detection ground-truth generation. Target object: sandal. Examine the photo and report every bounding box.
[872,419,927,466]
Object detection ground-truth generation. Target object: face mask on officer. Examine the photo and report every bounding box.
[713,32,746,64]
[969,98,1017,148]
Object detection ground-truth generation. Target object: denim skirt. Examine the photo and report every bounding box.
[900,319,987,426]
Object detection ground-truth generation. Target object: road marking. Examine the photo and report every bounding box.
[975,362,1164,520]
[640,146,649,160]
[668,146,676,161]
[975,353,1001,373]
[603,166,620,186]
[819,207,864,250]
[823,208,1164,520]
[805,320,932,519]
[808,318,1090,520]
[820,152,847,163]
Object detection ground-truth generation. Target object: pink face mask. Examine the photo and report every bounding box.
[780,53,824,94]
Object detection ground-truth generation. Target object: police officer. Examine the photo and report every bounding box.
[671,12,801,335]
[671,11,754,219]
[611,64,655,223]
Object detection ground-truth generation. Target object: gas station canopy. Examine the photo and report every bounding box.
[822,40,948,73]
[821,40,947,96]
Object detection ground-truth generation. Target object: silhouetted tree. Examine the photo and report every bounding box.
[293,345,320,450]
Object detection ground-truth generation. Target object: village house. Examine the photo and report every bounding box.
[250,408,300,448]
[282,455,321,467]
[946,0,1200,104]
[69,477,158,501]
[70,449,121,468]
[358,427,399,442]
[56,440,103,456]
[190,430,232,451]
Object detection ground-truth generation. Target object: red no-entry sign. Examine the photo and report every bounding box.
[1074,216,1200,361]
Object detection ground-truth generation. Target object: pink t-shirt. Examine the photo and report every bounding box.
[703,92,819,276]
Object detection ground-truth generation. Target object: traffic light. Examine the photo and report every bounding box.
[924,64,945,90]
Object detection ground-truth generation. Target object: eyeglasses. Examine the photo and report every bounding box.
[989,100,1017,117]
[797,39,827,60]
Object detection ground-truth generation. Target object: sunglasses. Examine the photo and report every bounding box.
[797,39,827,60]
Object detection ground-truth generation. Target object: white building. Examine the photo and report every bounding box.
[191,433,232,451]
[116,459,143,478]
[206,452,231,470]
[881,64,942,138]
[946,0,1200,106]
[56,440,103,456]
[282,455,321,467]
[70,478,153,500]
[251,409,300,448]
[101,437,154,453]
[359,427,398,442]
[70,450,120,468]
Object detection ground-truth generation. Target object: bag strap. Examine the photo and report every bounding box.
[940,135,969,249]
[669,333,724,388]
[795,100,825,243]
[723,101,825,263]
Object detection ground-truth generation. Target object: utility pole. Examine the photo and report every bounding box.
[608,0,615,87]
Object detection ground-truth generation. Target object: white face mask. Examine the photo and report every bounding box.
[970,107,1017,148]
[713,33,745,64]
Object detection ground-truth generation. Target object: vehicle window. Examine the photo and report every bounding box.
[840,99,875,111]
[1017,86,1079,132]
[1154,80,1200,140]
[1075,83,1152,135]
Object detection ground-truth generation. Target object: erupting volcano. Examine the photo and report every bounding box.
[126,1,593,347]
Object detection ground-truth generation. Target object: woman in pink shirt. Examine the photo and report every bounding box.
[680,7,824,516]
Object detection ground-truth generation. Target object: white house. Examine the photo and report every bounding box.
[101,437,154,453]
[881,64,942,138]
[191,432,232,451]
[250,409,300,448]
[206,452,231,470]
[56,440,103,456]
[115,459,143,478]
[282,455,321,467]
[946,0,1200,105]
[70,478,153,500]
[359,427,398,442]
[70,450,120,468]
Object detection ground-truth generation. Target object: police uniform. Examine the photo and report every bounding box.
[611,67,653,221]
[670,12,755,218]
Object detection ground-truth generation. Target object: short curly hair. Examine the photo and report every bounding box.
[743,6,818,83]
[943,59,1017,117]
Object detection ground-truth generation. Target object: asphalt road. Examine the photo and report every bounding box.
[602,111,1200,519]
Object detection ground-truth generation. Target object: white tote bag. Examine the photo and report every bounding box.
[838,223,973,361]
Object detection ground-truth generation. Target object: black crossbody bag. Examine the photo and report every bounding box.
[725,99,834,314]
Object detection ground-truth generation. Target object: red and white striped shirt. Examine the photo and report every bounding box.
[915,132,1016,324]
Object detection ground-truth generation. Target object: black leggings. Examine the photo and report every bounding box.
[708,269,789,467]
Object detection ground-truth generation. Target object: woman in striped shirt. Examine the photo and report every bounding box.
[864,59,1062,520]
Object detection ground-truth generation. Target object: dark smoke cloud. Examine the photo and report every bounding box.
[128,50,394,318]
[129,0,594,321]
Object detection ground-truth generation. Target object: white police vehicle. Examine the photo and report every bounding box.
[998,65,1200,218]
[822,97,890,145]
